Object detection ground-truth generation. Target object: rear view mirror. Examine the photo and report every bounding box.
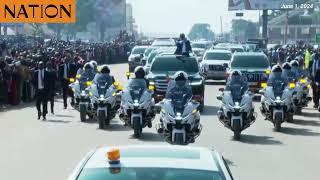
[127,52,130,56]
[216,95,222,101]
[218,88,225,92]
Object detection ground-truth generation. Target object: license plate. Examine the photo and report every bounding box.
[249,82,258,86]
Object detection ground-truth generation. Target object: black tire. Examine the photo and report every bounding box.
[79,105,86,122]
[98,110,106,129]
[174,133,184,145]
[233,120,241,140]
[274,113,282,132]
[133,117,142,138]
[286,113,294,123]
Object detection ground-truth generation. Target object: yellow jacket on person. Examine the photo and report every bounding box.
[304,49,311,69]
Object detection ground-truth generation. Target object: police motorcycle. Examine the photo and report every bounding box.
[89,80,122,129]
[290,61,312,113]
[118,79,156,138]
[70,63,96,122]
[155,81,202,145]
[217,86,256,140]
[260,79,295,131]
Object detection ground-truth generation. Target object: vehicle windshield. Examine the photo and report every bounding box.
[204,52,231,60]
[151,56,199,73]
[230,48,244,53]
[147,51,160,64]
[192,43,206,49]
[132,48,147,55]
[231,55,269,68]
[144,48,156,57]
[77,167,224,180]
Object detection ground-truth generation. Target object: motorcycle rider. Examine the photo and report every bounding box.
[165,71,192,103]
[267,65,288,87]
[282,62,295,82]
[290,60,304,80]
[81,62,96,82]
[132,66,149,86]
[218,70,255,120]
[93,65,115,85]
[90,60,98,73]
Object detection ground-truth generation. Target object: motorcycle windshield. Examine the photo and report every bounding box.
[272,80,284,97]
[229,84,243,102]
[97,80,112,96]
[128,79,147,101]
[78,77,89,91]
[167,80,191,113]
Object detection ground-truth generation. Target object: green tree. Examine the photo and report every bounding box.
[231,19,258,41]
[188,23,215,41]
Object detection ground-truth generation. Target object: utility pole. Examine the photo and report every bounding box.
[262,10,268,40]
[220,16,223,37]
[284,10,289,44]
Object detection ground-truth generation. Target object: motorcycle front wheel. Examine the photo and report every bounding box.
[98,110,106,129]
[133,117,142,138]
[233,121,241,140]
[80,105,87,122]
[174,133,184,145]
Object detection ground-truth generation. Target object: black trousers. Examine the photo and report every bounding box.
[312,81,320,106]
[35,90,48,116]
[48,92,55,113]
[62,81,74,108]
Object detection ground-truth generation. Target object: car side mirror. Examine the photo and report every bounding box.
[140,53,144,57]
[127,52,130,56]
[216,95,223,101]
[218,88,225,92]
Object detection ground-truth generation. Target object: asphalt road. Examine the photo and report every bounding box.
[1,63,320,180]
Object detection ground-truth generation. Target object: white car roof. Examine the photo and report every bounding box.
[83,145,222,172]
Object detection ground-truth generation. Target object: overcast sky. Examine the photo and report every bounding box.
[126,0,260,36]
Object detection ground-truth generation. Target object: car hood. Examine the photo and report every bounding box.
[201,60,229,65]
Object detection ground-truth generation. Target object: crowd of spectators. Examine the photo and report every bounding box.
[0,31,136,108]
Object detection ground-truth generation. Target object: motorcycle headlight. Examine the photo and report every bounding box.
[192,109,198,115]
[189,80,202,86]
[100,95,105,98]
[299,78,307,84]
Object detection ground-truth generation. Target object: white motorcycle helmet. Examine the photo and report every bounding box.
[173,71,188,87]
[90,60,98,70]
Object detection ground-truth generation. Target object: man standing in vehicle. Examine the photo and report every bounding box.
[175,33,192,57]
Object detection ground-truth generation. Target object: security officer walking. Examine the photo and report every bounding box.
[32,61,48,120]
[58,55,77,109]
[46,61,57,114]
[311,50,320,110]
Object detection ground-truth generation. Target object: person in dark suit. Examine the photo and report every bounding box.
[58,55,77,109]
[174,33,192,57]
[32,61,48,120]
[46,61,57,114]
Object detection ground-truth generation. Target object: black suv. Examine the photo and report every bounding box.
[228,52,270,93]
[147,55,205,111]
